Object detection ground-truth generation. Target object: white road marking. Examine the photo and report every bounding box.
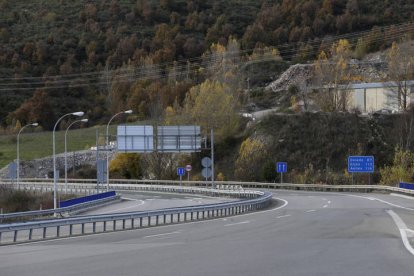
[390,193,414,200]
[322,198,327,201]
[109,200,145,212]
[387,210,414,256]
[224,221,251,227]
[306,210,316,213]
[323,205,328,208]
[143,231,181,239]
[327,201,331,204]
[338,193,414,210]
[276,215,291,219]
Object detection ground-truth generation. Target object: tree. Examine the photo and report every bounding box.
[313,39,353,112]
[110,153,142,179]
[386,41,414,111]
[234,138,268,181]
[167,79,240,141]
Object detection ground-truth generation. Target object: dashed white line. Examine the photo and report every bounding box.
[306,209,316,213]
[276,215,291,219]
[224,220,251,227]
[327,201,331,204]
[143,231,181,239]
[323,205,328,208]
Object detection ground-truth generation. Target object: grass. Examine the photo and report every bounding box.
[0,125,118,169]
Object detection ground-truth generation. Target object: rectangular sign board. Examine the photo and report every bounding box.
[8,162,17,179]
[348,156,374,173]
[276,162,287,173]
[157,126,201,152]
[117,125,154,152]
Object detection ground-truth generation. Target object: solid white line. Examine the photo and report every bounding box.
[387,210,414,256]
[109,200,145,213]
[276,215,291,219]
[143,231,181,239]
[323,205,328,208]
[306,210,316,213]
[224,221,250,227]
[390,193,414,200]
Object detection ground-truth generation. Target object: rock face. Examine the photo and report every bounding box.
[265,56,388,94]
[0,150,116,179]
[265,64,314,93]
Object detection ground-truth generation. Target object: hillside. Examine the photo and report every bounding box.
[1,0,414,130]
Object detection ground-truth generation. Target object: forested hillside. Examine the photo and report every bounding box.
[0,0,414,130]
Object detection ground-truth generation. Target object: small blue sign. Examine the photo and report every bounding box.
[348,156,374,173]
[276,162,287,173]
[177,167,185,176]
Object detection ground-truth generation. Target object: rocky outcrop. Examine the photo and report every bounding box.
[0,150,116,179]
[265,55,388,93]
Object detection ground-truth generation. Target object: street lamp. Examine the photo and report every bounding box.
[106,110,133,191]
[64,118,88,194]
[53,111,84,210]
[17,122,38,189]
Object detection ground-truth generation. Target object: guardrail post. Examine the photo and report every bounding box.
[191,211,194,220]
[177,213,181,222]
[103,221,107,232]
[132,218,135,229]
[140,217,143,227]
[43,227,46,239]
[156,216,159,226]
[163,214,166,224]
[197,211,199,220]
[13,230,18,242]
[148,216,151,226]
[184,213,187,221]
[82,223,85,234]
[123,219,126,230]
[29,229,33,240]
[93,222,96,233]
[57,226,60,237]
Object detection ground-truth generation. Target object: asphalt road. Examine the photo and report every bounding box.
[1,190,414,276]
[81,191,235,215]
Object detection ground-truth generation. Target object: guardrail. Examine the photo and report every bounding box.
[0,188,272,245]
[4,179,414,196]
[0,195,121,222]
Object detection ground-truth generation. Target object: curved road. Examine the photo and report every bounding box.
[1,190,414,276]
[81,191,235,215]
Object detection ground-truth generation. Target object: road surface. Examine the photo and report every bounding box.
[1,190,414,276]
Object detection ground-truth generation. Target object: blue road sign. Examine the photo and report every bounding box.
[348,156,374,173]
[177,167,186,176]
[276,162,287,173]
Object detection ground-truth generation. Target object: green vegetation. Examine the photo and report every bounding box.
[0,0,413,130]
[0,125,115,168]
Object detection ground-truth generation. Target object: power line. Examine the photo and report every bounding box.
[0,22,412,91]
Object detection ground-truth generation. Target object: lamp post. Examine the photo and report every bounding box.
[64,118,88,194]
[106,110,132,191]
[17,122,38,189]
[53,111,84,210]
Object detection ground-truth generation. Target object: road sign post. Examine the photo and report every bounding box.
[348,156,374,185]
[185,164,192,181]
[276,162,287,184]
[201,157,212,184]
[177,167,185,187]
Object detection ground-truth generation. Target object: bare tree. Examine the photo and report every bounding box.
[312,39,354,112]
[386,41,414,111]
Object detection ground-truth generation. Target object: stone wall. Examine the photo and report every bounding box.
[0,150,116,179]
